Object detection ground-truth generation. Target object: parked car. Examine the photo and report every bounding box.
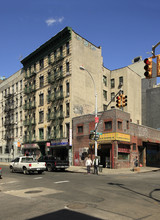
[38,155,69,172]
[10,156,46,175]
[0,167,2,179]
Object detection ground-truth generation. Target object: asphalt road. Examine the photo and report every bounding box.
[0,165,160,220]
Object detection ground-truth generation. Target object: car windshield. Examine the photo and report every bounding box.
[21,157,34,163]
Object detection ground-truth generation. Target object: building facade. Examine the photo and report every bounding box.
[73,109,160,168]
[0,26,155,164]
[0,70,23,161]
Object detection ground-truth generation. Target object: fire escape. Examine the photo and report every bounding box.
[4,93,15,153]
[47,54,65,141]
[23,70,36,144]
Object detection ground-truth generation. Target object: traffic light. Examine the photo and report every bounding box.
[89,131,95,140]
[94,133,100,141]
[116,95,121,108]
[144,58,152,78]
[157,55,160,77]
[122,95,127,107]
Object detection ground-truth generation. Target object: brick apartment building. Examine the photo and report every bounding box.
[73,109,160,169]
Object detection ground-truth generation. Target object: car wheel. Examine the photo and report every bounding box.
[23,167,29,175]
[47,165,52,172]
[10,166,14,173]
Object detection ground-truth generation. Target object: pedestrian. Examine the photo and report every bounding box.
[134,156,138,167]
[85,156,92,174]
[93,156,99,175]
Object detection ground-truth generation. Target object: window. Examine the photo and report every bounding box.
[60,65,63,74]
[66,123,70,138]
[119,76,123,86]
[104,121,112,131]
[66,82,70,96]
[66,62,69,72]
[66,42,69,55]
[16,127,18,137]
[103,90,107,101]
[39,128,44,140]
[34,63,36,72]
[66,103,70,117]
[16,112,18,122]
[118,153,129,160]
[47,126,51,138]
[60,46,63,57]
[20,96,22,106]
[133,143,136,151]
[48,53,51,64]
[126,120,129,129]
[111,92,115,102]
[12,85,14,94]
[54,50,57,59]
[78,125,83,134]
[39,111,44,123]
[39,93,44,106]
[16,82,18,92]
[20,126,23,136]
[48,71,51,83]
[39,76,44,88]
[111,79,115,89]
[60,125,63,138]
[118,121,122,130]
[20,80,23,90]
[103,75,107,86]
[39,58,44,69]
[47,109,51,121]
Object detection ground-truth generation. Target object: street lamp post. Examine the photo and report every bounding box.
[80,66,98,157]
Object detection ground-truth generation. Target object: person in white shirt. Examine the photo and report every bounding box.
[93,156,99,175]
[85,156,92,174]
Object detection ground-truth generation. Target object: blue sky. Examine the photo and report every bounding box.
[1,0,160,83]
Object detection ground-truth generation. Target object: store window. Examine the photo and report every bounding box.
[118,153,129,160]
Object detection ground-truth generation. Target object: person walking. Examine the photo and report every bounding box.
[85,156,92,174]
[93,156,99,175]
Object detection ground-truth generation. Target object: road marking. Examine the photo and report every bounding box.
[34,177,43,180]
[0,181,18,185]
[54,180,70,184]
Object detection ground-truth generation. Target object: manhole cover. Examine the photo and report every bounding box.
[25,190,42,194]
[66,202,87,209]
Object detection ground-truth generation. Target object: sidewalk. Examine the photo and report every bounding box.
[67,165,160,175]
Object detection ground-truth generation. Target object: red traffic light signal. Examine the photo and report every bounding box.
[144,58,152,78]
[116,95,121,108]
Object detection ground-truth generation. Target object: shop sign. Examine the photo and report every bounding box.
[115,133,130,142]
[46,142,50,147]
[98,132,130,142]
[99,133,116,141]
[23,144,39,149]
[118,147,130,153]
[51,139,68,146]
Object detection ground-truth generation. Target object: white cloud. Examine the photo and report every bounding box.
[46,17,64,26]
